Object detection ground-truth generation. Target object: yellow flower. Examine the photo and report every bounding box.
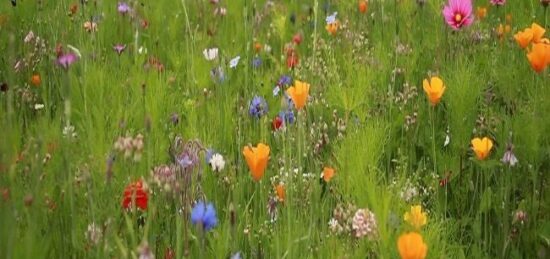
[397,232,428,259]
[286,80,310,110]
[471,137,493,160]
[404,205,427,229]
[422,76,445,106]
[242,143,270,181]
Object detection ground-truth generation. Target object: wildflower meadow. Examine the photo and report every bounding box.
[2,0,550,258]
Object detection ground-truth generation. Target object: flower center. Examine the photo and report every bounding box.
[454,13,462,23]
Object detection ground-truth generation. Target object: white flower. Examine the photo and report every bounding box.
[210,153,225,172]
[34,103,45,110]
[24,31,35,43]
[326,12,337,24]
[229,56,240,68]
[63,124,77,138]
[203,48,219,61]
[272,86,280,96]
[85,222,102,246]
[138,46,147,55]
[444,134,450,147]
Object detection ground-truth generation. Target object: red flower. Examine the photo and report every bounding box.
[293,33,302,45]
[272,116,283,130]
[122,180,148,210]
[286,50,299,69]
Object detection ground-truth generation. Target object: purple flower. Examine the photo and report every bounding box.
[248,96,268,118]
[205,149,214,164]
[170,113,179,125]
[279,110,295,125]
[490,0,506,6]
[57,52,78,69]
[501,144,518,167]
[278,75,292,87]
[252,56,262,68]
[113,44,126,55]
[117,2,130,14]
[177,154,194,169]
[442,0,474,31]
[191,201,218,231]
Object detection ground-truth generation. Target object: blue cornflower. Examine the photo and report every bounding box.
[249,96,268,118]
[252,56,262,68]
[205,148,214,164]
[277,75,292,87]
[191,201,218,231]
[279,110,295,125]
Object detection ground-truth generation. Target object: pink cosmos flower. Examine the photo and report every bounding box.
[490,0,506,6]
[443,0,474,31]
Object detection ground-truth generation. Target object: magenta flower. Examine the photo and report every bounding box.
[442,0,474,31]
[113,44,126,55]
[490,0,506,6]
[117,2,130,14]
[57,53,78,69]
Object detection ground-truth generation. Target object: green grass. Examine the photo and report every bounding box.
[1,0,549,258]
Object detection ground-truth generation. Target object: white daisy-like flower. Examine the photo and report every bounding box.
[229,56,240,68]
[203,48,219,61]
[34,103,45,110]
[209,153,225,172]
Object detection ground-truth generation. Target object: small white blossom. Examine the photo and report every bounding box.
[229,56,240,68]
[63,124,77,138]
[203,48,219,61]
[210,153,225,172]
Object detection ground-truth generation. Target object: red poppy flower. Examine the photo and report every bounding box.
[122,179,148,210]
[286,50,299,69]
[272,116,283,130]
[293,33,302,45]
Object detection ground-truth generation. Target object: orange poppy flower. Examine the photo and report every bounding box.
[242,143,270,181]
[422,76,445,106]
[506,14,512,24]
[325,21,339,36]
[358,1,368,13]
[471,137,493,160]
[30,74,41,87]
[254,42,262,52]
[496,24,511,40]
[397,232,428,259]
[527,43,550,73]
[514,29,534,49]
[476,7,487,20]
[275,184,285,203]
[287,80,310,110]
[531,23,546,43]
[322,167,335,182]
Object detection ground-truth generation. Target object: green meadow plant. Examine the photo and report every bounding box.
[1,0,549,258]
